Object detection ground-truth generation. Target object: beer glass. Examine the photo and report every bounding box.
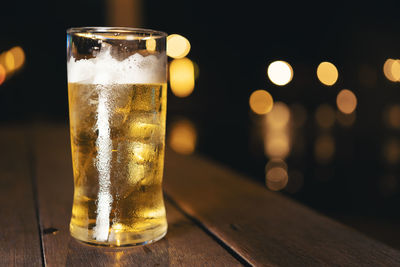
[66,27,167,246]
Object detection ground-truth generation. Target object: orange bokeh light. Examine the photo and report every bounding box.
[169,119,197,155]
[9,46,25,70]
[384,104,400,129]
[265,166,288,191]
[314,134,335,164]
[169,57,195,97]
[317,61,338,86]
[249,90,274,115]
[264,101,291,159]
[265,101,290,128]
[383,59,400,82]
[337,89,357,114]
[0,64,5,85]
[265,133,290,159]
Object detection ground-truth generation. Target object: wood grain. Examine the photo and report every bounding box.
[0,126,42,266]
[32,124,240,266]
[164,149,400,266]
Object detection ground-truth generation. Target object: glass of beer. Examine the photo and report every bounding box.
[66,27,167,246]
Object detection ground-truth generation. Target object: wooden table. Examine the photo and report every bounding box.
[2,123,400,266]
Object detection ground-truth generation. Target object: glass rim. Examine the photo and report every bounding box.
[67,27,167,38]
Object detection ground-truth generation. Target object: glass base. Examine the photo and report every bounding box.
[70,223,167,247]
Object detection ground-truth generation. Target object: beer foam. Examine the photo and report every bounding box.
[68,47,166,84]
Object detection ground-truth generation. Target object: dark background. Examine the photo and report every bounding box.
[1,0,400,249]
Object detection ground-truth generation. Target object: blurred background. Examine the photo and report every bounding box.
[1,0,400,249]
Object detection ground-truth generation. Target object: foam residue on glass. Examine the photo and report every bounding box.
[67,43,166,241]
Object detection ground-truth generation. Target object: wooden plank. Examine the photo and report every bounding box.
[32,124,240,266]
[0,125,42,266]
[164,149,400,266]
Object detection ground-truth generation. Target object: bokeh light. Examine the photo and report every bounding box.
[264,134,290,159]
[0,53,4,66]
[249,90,274,115]
[392,60,400,81]
[0,46,25,80]
[169,57,195,97]
[145,38,156,52]
[337,110,356,127]
[267,61,293,86]
[314,134,335,164]
[265,101,290,128]
[383,59,394,81]
[384,59,400,82]
[384,105,400,129]
[265,158,288,172]
[0,64,6,85]
[167,34,191,59]
[169,119,197,155]
[4,51,15,72]
[265,165,288,191]
[337,89,357,114]
[383,138,400,164]
[317,62,338,86]
[9,46,25,70]
[315,104,335,129]
[264,102,291,159]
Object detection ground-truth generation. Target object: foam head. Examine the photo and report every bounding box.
[68,44,166,84]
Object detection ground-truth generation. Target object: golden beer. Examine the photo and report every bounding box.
[68,82,167,246]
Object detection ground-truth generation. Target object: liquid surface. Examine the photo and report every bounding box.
[68,82,167,246]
